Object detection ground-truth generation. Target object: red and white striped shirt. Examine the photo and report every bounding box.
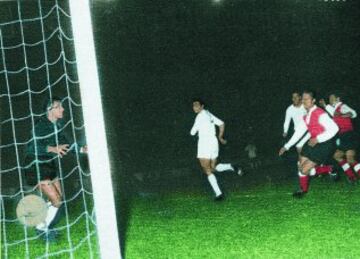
[284,105,339,150]
[325,102,356,134]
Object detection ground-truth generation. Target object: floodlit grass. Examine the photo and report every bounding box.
[1,197,99,259]
[3,169,360,259]
[124,178,360,259]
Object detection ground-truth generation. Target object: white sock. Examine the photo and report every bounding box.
[36,202,59,231]
[309,168,316,176]
[298,171,306,178]
[36,222,47,231]
[45,205,59,228]
[215,163,234,172]
[207,174,222,197]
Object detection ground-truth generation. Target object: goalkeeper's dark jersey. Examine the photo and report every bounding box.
[26,116,70,158]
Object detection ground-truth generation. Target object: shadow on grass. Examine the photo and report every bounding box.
[115,181,133,258]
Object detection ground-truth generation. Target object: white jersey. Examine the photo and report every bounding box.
[283,104,307,134]
[190,109,224,159]
[190,110,224,139]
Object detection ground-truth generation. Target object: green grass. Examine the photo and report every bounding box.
[3,174,360,259]
[1,196,99,259]
[124,179,360,259]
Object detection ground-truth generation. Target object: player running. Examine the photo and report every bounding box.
[283,92,306,137]
[279,90,339,198]
[320,92,359,183]
[190,98,242,201]
[282,91,308,154]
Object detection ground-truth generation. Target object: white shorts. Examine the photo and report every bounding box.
[197,137,219,160]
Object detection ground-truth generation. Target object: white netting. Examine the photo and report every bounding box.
[0,1,98,258]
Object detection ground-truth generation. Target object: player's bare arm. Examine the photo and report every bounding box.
[218,123,227,145]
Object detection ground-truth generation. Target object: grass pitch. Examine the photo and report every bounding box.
[1,196,99,259]
[124,175,360,259]
[2,169,360,259]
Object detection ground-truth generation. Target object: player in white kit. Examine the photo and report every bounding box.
[190,99,241,201]
[283,91,307,153]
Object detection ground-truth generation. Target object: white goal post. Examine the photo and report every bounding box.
[69,1,121,258]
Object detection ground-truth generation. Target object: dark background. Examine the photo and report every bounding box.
[90,0,360,182]
[1,0,359,189]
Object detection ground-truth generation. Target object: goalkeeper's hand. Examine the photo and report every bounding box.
[48,144,69,158]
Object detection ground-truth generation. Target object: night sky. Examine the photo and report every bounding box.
[91,0,360,176]
[1,0,360,188]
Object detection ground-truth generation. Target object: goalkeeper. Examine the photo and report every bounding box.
[24,96,87,240]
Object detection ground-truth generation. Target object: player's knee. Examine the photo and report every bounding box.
[44,189,62,207]
[346,151,356,163]
[333,151,344,162]
[300,163,312,175]
[51,198,62,208]
[298,160,306,171]
[346,157,355,164]
[199,160,211,170]
[201,163,211,171]
[200,165,211,174]
[300,168,309,175]
[204,170,213,176]
[38,180,50,189]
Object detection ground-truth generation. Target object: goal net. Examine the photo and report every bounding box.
[0,1,120,258]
